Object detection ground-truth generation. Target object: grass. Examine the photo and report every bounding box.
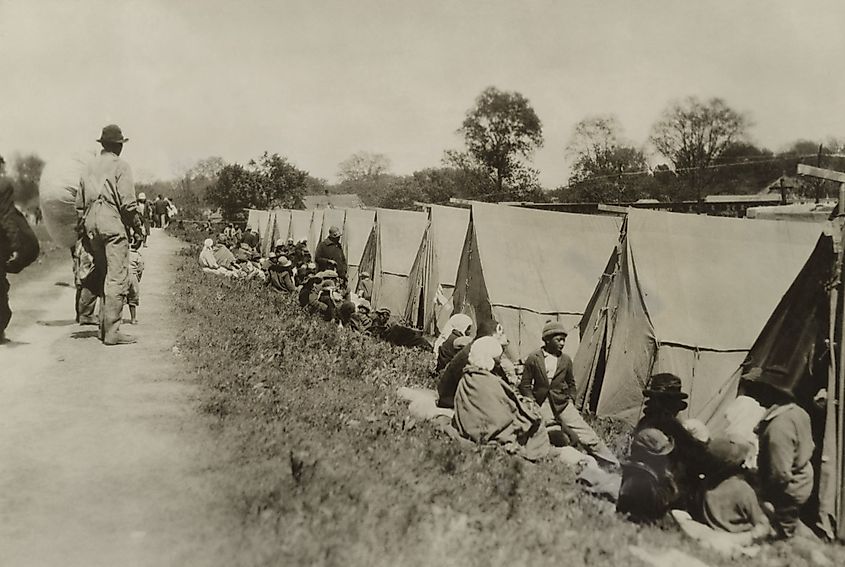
[170,223,843,567]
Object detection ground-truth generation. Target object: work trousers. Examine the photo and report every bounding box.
[84,202,130,344]
[541,401,619,466]
[159,214,168,229]
[76,285,98,323]
[0,268,10,335]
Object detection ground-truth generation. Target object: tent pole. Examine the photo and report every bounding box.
[838,183,845,538]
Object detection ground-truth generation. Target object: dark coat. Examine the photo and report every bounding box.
[267,265,296,293]
[0,181,20,265]
[519,348,576,417]
[314,237,347,278]
[437,343,472,408]
[435,330,463,372]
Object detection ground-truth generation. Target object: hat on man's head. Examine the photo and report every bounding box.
[359,271,371,279]
[137,192,146,201]
[97,124,129,144]
[357,299,371,313]
[329,226,342,238]
[542,320,568,340]
[275,239,285,247]
[375,307,391,316]
[632,428,674,456]
[644,373,688,399]
[707,436,751,473]
[322,269,338,279]
[278,255,292,268]
[268,251,277,259]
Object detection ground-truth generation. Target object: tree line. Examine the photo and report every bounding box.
[8,86,838,222]
[194,87,844,219]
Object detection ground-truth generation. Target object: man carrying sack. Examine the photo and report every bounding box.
[76,124,143,345]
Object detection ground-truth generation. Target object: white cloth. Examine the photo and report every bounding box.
[467,336,503,371]
[434,314,473,353]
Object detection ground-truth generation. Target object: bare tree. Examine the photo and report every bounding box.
[650,97,750,200]
[337,151,392,182]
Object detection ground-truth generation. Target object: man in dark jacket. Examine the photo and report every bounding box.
[520,321,618,465]
[0,176,20,341]
[314,226,347,280]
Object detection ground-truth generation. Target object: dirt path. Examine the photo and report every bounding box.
[0,229,231,566]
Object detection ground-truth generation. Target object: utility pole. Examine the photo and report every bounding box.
[816,144,824,204]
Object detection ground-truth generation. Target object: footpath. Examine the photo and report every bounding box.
[0,229,231,567]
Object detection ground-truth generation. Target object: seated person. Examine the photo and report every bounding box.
[434,314,473,373]
[617,428,680,523]
[634,372,709,509]
[748,376,814,540]
[267,254,296,293]
[212,242,237,269]
[519,321,618,466]
[453,337,549,461]
[349,300,373,333]
[436,319,503,409]
[296,262,317,287]
[693,436,771,539]
[356,271,373,302]
[299,273,321,308]
[199,238,234,276]
[367,307,392,339]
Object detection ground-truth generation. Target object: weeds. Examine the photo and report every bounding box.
[172,226,842,567]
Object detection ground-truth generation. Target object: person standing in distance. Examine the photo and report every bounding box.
[76,124,143,345]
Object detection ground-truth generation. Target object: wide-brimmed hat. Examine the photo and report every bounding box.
[278,255,292,268]
[97,124,129,144]
[357,299,371,313]
[643,373,688,399]
[359,271,371,279]
[137,192,146,201]
[542,320,568,340]
[275,239,285,247]
[707,436,750,472]
[329,226,342,238]
[375,307,391,316]
[631,428,674,456]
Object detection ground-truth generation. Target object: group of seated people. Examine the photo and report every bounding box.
[610,369,820,543]
[432,315,822,543]
[197,229,824,545]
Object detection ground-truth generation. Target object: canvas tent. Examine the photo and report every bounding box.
[343,208,376,290]
[452,202,623,360]
[746,202,835,223]
[320,208,347,241]
[574,208,822,425]
[404,205,471,333]
[308,210,324,256]
[289,209,311,243]
[272,209,292,247]
[358,208,428,316]
[246,209,260,232]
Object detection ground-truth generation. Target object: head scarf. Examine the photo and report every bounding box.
[434,314,474,353]
[467,336,503,372]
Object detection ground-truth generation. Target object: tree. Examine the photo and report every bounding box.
[206,152,308,221]
[565,115,650,202]
[11,152,45,206]
[650,97,750,200]
[337,151,392,183]
[453,86,544,196]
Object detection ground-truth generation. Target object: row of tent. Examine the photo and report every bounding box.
[246,202,845,537]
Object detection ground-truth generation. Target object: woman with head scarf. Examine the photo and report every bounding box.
[434,314,473,372]
[452,337,549,461]
[198,238,224,275]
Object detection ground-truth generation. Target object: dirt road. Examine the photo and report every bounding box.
[0,229,230,566]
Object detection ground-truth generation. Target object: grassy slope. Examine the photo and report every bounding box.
[171,226,841,567]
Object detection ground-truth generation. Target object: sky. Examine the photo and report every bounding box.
[1,0,844,187]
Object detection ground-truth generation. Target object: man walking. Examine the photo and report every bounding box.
[76,124,143,345]
[0,174,20,342]
[154,193,169,229]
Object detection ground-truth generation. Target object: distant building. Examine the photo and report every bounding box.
[302,193,363,209]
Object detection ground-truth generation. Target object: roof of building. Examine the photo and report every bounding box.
[302,193,364,209]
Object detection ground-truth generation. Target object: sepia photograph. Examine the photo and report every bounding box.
[2,1,845,565]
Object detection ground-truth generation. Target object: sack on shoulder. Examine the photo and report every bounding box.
[6,208,40,274]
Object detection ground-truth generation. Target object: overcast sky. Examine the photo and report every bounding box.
[1,0,844,186]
